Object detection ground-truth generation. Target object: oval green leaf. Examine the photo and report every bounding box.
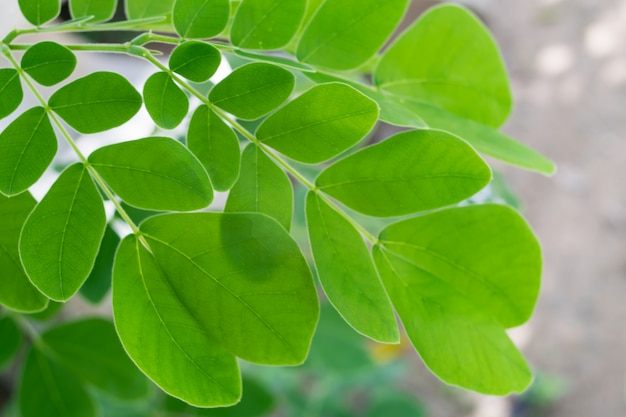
[316,129,492,217]
[210,62,295,120]
[173,0,229,39]
[89,136,213,211]
[126,0,174,19]
[143,71,189,129]
[19,164,106,301]
[69,0,116,22]
[80,226,120,304]
[21,41,77,86]
[18,0,61,26]
[257,83,378,163]
[0,316,22,371]
[169,41,221,82]
[0,69,23,120]
[49,71,142,134]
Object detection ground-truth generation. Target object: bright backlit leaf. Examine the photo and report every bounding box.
[0,316,22,371]
[69,0,116,22]
[18,0,61,26]
[21,41,76,86]
[80,226,120,304]
[0,69,23,120]
[173,0,229,39]
[143,72,189,129]
[169,41,221,82]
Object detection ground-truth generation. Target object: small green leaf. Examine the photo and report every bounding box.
[21,41,76,86]
[18,0,61,26]
[0,192,48,313]
[306,192,398,343]
[89,136,213,211]
[375,4,512,127]
[0,69,23,120]
[42,318,149,400]
[231,0,306,50]
[187,105,240,191]
[0,316,22,371]
[316,129,491,217]
[0,107,56,196]
[19,346,96,417]
[19,164,106,301]
[143,71,189,129]
[125,0,174,19]
[49,71,142,134]
[69,0,116,22]
[225,144,292,230]
[80,226,120,304]
[113,235,241,407]
[210,62,295,120]
[173,0,229,39]
[297,0,409,70]
[257,83,378,163]
[169,41,221,82]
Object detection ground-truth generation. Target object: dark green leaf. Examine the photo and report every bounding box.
[69,0,116,22]
[316,129,491,217]
[26,300,63,321]
[225,144,292,230]
[210,62,295,120]
[297,0,409,70]
[125,0,174,20]
[19,164,106,301]
[306,192,398,343]
[231,0,306,50]
[18,0,61,26]
[80,226,120,304]
[89,136,213,211]
[49,71,142,133]
[0,106,57,196]
[143,71,188,129]
[169,41,221,82]
[0,69,23,120]
[173,0,229,39]
[0,316,22,371]
[187,105,240,191]
[257,83,378,163]
[21,41,76,86]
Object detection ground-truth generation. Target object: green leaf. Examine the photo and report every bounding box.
[143,71,189,129]
[231,0,306,50]
[26,300,63,321]
[209,62,295,120]
[375,4,512,127]
[19,163,106,301]
[69,0,116,22]
[21,41,76,86]
[49,71,142,134]
[187,105,240,191]
[316,129,491,217]
[225,144,292,230]
[169,41,221,82]
[19,346,96,417]
[233,50,314,72]
[257,83,378,163]
[0,316,22,371]
[173,0,229,39]
[18,0,61,26]
[366,390,426,417]
[0,69,23,120]
[80,226,120,304]
[0,107,57,196]
[41,318,149,400]
[113,235,241,407]
[306,192,398,343]
[297,0,409,70]
[0,192,48,313]
[125,0,174,20]
[89,137,213,211]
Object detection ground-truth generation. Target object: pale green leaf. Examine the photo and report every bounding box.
[375,4,512,127]
[80,226,120,304]
[143,71,189,129]
[139,212,319,363]
[0,69,23,120]
[89,136,213,211]
[21,41,76,86]
[69,0,116,22]
[18,0,61,26]
[19,164,106,301]
[306,192,398,343]
[225,143,292,230]
[49,71,142,133]
[0,192,48,313]
[210,62,294,120]
[187,105,240,191]
[0,316,22,371]
[316,129,491,217]
[297,0,409,70]
[257,83,378,163]
[173,0,229,39]
[231,0,306,50]
[0,107,56,196]
[169,41,221,82]
[113,235,241,407]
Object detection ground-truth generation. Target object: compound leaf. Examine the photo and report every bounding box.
[225,144,292,230]
[21,41,76,86]
[210,62,294,120]
[0,69,23,120]
[69,0,116,22]
[80,226,120,304]
[125,0,174,19]
[18,0,61,26]
[89,136,213,211]
[257,83,378,163]
[49,71,142,134]
[0,316,22,371]
[19,164,106,301]
[306,192,398,343]
[316,129,491,217]
[231,0,306,50]
[143,71,188,129]
[187,105,240,191]
[173,0,229,39]
[169,41,221,82]
[0,106,56,196]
